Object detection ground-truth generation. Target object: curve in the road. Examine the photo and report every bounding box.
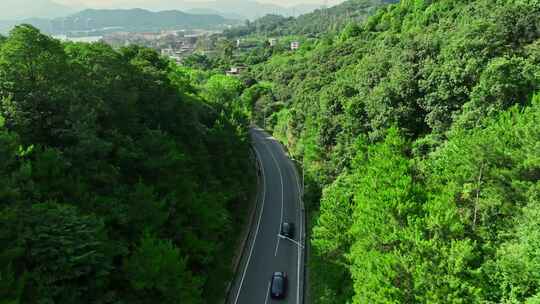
[229,128,304,304]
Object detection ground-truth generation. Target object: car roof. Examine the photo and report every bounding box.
[271,275,284,293]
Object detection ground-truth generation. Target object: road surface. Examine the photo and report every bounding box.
[228,127,304,304]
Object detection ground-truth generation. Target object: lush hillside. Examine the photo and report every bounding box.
[244,0,540,302]
[223,0,398,38]
[291,0,398,35]
[0,25,255,304]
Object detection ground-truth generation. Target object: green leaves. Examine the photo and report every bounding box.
[347,129,424,303]
[244,0,540,302]
[308,95,540,303]
[0,263,25,304]
[0,25,72,146]
[339,22,362,42]
[0,203,112,303]
[223,0,395,37]
[125,232,202,304]
[0,26,253,304]
[455,56,539,130]
[203,74,244,105]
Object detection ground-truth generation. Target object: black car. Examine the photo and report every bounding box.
[270,272,287,299]
[280,222,295,239]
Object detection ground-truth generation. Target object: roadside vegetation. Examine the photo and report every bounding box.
[221,0,540,302]
[2,0,540,303]
[222,0,398,38]
[0,25,256,304]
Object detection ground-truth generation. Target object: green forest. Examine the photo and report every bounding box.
[223,0,398,38]
[234,0,540,303]
[2,0,540,303]
[0,25,256,303]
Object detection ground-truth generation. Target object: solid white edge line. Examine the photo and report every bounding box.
[264,281,271,304]
[233,143,267,304]
[287,153,304,304]
[291,161,302,304]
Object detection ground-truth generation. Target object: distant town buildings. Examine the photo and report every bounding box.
[53,35,103,43]
[235,39,259,50]
[160,48,190,64]
[290,41,300,50]
[97,29,218,62]
[269,38,278,46]
[226,65,248,77]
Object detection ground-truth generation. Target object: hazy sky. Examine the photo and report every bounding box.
[53,0,344,8]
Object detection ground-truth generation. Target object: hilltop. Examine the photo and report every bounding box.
[223,0,399,37]
[236,0,540,302]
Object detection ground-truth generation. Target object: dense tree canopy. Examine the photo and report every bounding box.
[2,0,540,302]
[242,0,540,303]
[0,25,254,304]
[223,0,398,38]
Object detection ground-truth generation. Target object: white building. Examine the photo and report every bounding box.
[226,66,248,77]
[290,41,300,50]
[161,48,184,64]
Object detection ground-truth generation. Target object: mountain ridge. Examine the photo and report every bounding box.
[0,0,326,21]
[0,8,236,35]
[223,0,399,37]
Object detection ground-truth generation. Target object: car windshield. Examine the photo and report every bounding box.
[272,276,283,293]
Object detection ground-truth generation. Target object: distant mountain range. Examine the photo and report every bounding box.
[0,0,344,35]
[0,9,238,35]
[0,0,326,22]
[181,0,322,19]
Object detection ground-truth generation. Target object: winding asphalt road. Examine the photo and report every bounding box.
[228,127,305,304]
